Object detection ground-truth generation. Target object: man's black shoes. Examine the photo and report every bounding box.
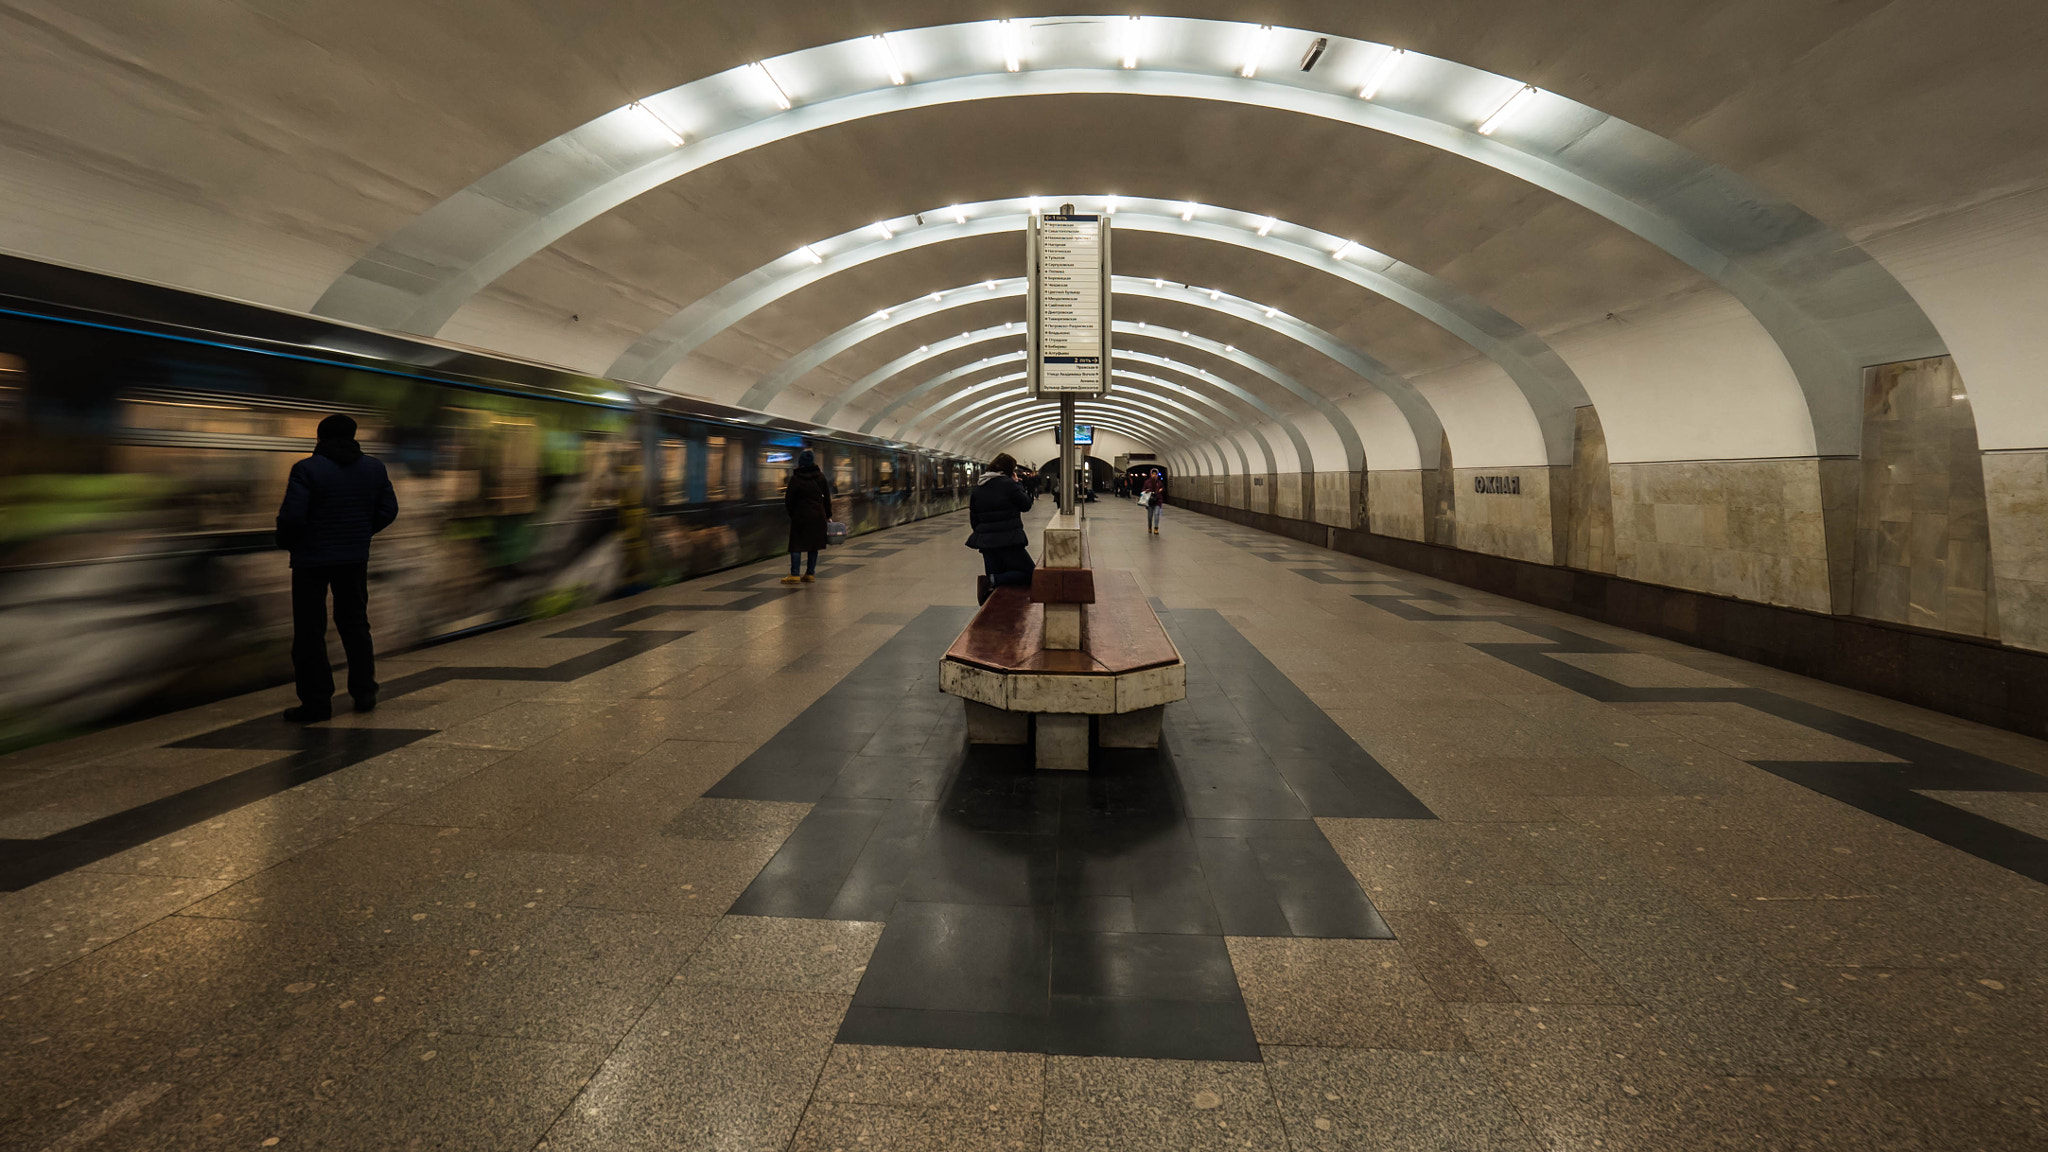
[282,705,331,723]
[353,693,377,713]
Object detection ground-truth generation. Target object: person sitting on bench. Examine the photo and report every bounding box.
[966,453,1036,605]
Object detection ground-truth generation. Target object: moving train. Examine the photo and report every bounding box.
[0,256,978,749]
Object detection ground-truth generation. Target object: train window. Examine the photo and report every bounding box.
[705,435,744,501]
[756,445,796,500]
[876,456,895,493]
[831,449,854,494]
[490,418,540,512]
[660,438,686,505]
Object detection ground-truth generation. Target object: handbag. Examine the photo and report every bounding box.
[825,519,848,545]
[1138,491,1152,506]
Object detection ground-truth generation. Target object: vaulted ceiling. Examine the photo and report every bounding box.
[3,0,2045,470]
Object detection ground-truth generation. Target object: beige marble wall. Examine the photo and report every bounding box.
[1452,467,1557,565]
[1311,472,1361,529]
[1427,433,1457,546]
[1566,407,1616,573]
[1612,459,1831,612]
[1850,358,1996,636]
[1368,470,1426,541]
[1273,472,1304,520]
[1985,449,2048,652]
[1223,474,1246,510]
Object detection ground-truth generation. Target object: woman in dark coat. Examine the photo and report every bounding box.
[782,449,831,584]
[966,453,1036,603]
[1142,471,1166,534]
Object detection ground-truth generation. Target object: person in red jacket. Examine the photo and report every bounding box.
[1141,472,1166,534]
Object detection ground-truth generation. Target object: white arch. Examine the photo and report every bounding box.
[762,271,1439,466]
[312,16,1944,455]
[920,376,1251,477]
[974,403,1207,475]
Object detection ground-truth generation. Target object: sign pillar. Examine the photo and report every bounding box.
[1027,205,1111,515]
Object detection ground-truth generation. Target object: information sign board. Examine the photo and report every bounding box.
[1027,212,1111,397]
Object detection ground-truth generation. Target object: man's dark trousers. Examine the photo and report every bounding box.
[292,563,375,711]
[981,546,1035,588]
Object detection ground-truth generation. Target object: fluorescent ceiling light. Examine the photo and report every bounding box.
[1360,47,1406,99]
[800,244,823,264]
[1479,84,1538,135]
[1208,288,1221,300]
[871,221,894,240]
[949,204,968,224]
[1239,24,1271,78]
[927,291,943,302]
[1121,16,1141,68]
[999,19,1021,72]
[870,309,891,321]
[1331,239,1355,260]
[627,102,685,146]
[870,34,905,85]
[1153,277,1164,288]
[750,62,792,110]
[1137,320,1146,328]
[1105,194,1119,215]
[1225,345,1236,353]
[1264,306,1277,318]
[1029,196,1041,215]
[917,344,928,353]
[1255,215,1275,236]
[985,280,997,290]
[1181,202,1196,221]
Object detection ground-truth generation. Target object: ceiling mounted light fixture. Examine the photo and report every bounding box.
[1105,194,1119,215]
[870,33,906,85]
[1255,215,1276,236]
[870,309,891,321]
[927,291,944,302]
[917,344,928,353]
[1264,306,1277,318]
[1153,277,1164,288]
[1029,196,1042,215]
[1181,202,1196,221]
[985,280,997,290]
[999,19,1021,72]
[949,205,968,224]
[800,244,824,264]
[1121,16,1141,68]
[870,221,894,240]
[1300,36,1328,71]
[749,61,792,110]
[1208,289,1221,300]
[1360,47,1406,99]
[1331,239,1355,260]
[1239,24,1271,78]
[1479,84,1539,135]
[627,102,685,146]
[1225,344,1236,353]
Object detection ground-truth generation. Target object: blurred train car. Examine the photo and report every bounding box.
[0,256,975,749]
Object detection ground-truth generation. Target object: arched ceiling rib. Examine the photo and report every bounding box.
[310,15,1947,457]
[914,375,1252,477]
[605,198,1552,463]
[753,270,1443,466]
[971,404,1203,472]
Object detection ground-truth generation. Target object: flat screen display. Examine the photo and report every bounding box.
[1072,423,1094,445]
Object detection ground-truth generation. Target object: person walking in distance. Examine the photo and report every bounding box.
[781,448,831,585]
[966,453,1036,604]
[275,414,398,722]
[1142,471,1167,534]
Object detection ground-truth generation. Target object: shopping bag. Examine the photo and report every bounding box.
[825,520,848,545]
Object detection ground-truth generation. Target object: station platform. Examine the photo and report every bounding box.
[3,497,2046,1151]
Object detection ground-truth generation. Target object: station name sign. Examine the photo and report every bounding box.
[1472,475,1523,495]
[1028,213,1112,396]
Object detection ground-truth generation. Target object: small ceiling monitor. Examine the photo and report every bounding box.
[1073,423,1094,445]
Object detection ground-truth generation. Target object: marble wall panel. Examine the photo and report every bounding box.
[1368,470,1426,542]
[1851,357,1996,637]
[1566,407,1617,573]
[1611,459,1831,612]
[1985,449,2048,652]
[1311,471,1361,529]
[1451,467,1557,564]
[1273,472,1304,521]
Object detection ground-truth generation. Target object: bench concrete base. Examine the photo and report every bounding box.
[964,700,1030,745]
[959,700,1167,770]
[1036,714,1090,771]
[1097,705,1165,748]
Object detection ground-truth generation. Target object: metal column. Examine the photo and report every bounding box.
[1059,394,1076,513]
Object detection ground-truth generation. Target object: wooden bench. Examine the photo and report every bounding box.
[939,568,1187,770]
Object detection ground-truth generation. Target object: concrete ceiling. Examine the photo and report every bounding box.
[3,0,2046,462]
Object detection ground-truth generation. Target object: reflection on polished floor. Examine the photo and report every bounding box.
[3,497,2047,1150]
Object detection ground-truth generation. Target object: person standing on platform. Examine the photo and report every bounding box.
[781,449,831,585]
[1142,471,1167,534]
[966,453,1036,604]
[275,413,398,722]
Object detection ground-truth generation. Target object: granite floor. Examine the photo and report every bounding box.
[2,497,2046,1150]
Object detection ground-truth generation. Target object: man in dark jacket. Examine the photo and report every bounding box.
[966,453,1036,604]
[782,449,832,585]
[276,414,398,721]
